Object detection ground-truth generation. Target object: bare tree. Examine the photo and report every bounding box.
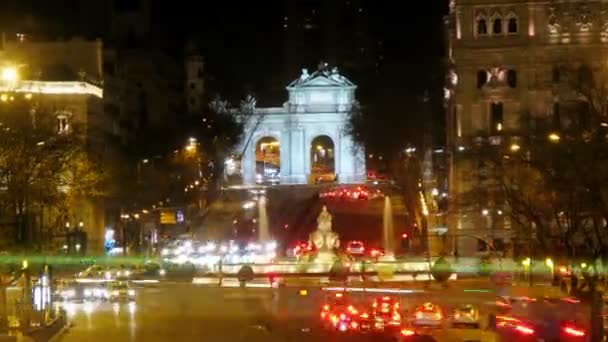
[0,98,105,248]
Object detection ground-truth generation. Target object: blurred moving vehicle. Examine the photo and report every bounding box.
[451,304,480,328]
[371,296,402,331]
[399,329,437,342]
[320,292,360,332]
[492,296,588,342]
[59,282,87,303]
[76,265,106,278]
[411,302,443,327]
[346,241,365,256]
[108,281,135,302]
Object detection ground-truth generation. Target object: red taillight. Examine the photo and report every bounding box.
[515,325,535,335]
[563,326,586,337]
[401,329,415,336]
[323,304,329,311]
[350,321,358,329]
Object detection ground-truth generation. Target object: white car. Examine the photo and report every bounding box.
[108,282,135,302]
[452,305,480,328]
[83,286,108,301]
[346,241,365,255]
[411,302,444,327]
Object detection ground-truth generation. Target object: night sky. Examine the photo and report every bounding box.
[0,0,449,151]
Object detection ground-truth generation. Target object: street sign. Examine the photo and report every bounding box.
[160,210,176,224]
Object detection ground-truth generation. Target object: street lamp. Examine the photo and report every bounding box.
[548,133,561,142]
[510,143,521,152]
[1,66,18,84]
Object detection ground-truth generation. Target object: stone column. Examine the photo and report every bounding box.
[338,131,355,183]
[242,139,256,185]
[288,128,306,184]
[280,130,291,184]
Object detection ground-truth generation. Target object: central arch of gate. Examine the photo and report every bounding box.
[239,67,366,185]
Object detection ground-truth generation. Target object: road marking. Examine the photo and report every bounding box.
[321,286,424,294]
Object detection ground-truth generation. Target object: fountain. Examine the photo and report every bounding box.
[380,196,396,260]
[257,196,270,241]
[308,205,340,266]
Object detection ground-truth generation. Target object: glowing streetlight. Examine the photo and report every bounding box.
[1,67,18,84]
[521,257,531,267]
[548,133,560,142]
[510,143,521,152]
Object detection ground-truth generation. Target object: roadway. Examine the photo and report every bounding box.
[57,282,499,341]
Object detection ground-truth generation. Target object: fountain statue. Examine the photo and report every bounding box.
[309,205,340,263]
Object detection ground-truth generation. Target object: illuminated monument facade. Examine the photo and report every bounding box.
[239,67,366,185]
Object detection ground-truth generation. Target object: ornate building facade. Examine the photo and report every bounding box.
[445,0,608,255]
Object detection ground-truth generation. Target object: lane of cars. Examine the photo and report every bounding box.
[53,263,165,306]
[316,291,593,341]
[318,292,483,340]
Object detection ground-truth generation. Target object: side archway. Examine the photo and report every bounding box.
[255,137,281,184]
[310,135,336,183]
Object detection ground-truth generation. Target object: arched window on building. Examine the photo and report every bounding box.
[507,69,517,88]
[507,17,518,33]
[56,111,71,134]
[577,65,593,89]
[490,102,504,134]
[477,70,488,89]
[477,17,488,35]
[552,67,561,83]
[492,16,503,34]
[553,102,561,129]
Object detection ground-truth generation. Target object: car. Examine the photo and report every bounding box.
[411,302,443,327]
[76,265,106,279]
[371,296,402,331]
[292,242,312,258]
[320,292,361,332]
[369,247,385,259]
[322,305,359,332]
[492,296,588,342]
[399,328,438,341]
[60,283,95,303]
[451,304,480,328]
[354,311,375,332]
[84,286,109,301]
[346,241,365,255]
[107,281,135,302]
